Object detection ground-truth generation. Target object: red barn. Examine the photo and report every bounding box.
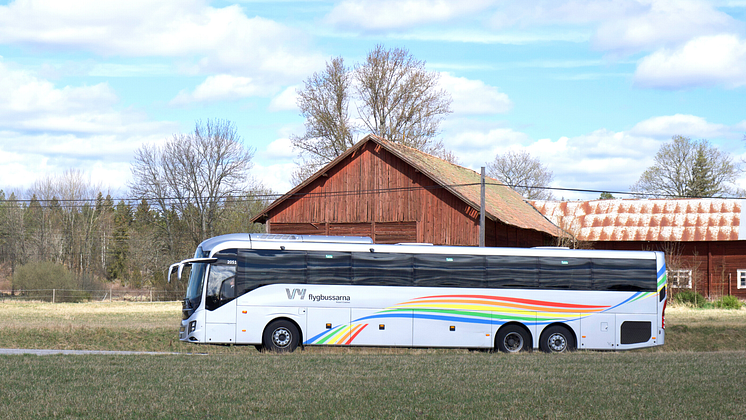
[251,135,558,247]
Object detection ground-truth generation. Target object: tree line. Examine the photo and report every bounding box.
[1,120,270,295]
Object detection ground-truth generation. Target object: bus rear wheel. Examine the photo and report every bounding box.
[496,325,531,353]
[539,325,575,353]
[262,320,300,353]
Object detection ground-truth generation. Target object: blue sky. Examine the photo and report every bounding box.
[1,0,745,200]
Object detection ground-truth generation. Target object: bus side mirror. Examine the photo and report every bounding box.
[167,263,179,283]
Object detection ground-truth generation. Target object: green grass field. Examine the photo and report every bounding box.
[1,302,745,419]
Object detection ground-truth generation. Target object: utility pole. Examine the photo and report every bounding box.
[480,167,485,247]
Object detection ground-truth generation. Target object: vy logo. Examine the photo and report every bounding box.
[285,288,306,300]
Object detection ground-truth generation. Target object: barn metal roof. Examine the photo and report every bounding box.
[531,199,746,242]
[379,137,559,236]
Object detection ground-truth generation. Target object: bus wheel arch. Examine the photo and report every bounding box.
[539,323,576,353]
[495,323,533,353]
[261,318,303,353]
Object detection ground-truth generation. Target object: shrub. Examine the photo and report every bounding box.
[671,290,706,308]
[714,295,742,310]
[12,262,86,302]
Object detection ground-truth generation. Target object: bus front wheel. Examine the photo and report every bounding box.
[262,319,300,353]
[539,325,575,353]
[496,325,531,353]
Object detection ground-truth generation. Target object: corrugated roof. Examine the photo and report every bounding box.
[379,137,558,236]
[531,198,746,242]
[252,134,559,236]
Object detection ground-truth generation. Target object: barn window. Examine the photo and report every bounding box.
[668,269,692,288]
[737,270,746,289]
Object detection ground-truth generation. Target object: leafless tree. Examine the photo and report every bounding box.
[486,150,554,200]
[130,119,256,247]
[291,46,453,184]
[291,57,356,170]
[355,45,452,150]
[631,135,740,198]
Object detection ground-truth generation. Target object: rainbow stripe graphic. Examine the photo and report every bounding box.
[304,292,656,345]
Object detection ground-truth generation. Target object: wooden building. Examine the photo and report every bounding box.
[251,135,559,247]
[533,199,746,298]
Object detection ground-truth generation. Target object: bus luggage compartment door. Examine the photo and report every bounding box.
[305,307,352,346]
[413,316,491,348]
[349,309,413,346]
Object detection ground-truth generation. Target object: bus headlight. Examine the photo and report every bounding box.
[189,321,197,334]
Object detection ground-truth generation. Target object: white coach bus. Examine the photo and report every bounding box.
[169,233,667,353]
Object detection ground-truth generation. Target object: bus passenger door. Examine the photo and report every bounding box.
[305,308,351,346]
[349,309,413,346]
[205,300,237,343]
[579,314,615,350]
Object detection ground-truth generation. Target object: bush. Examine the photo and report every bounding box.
[671,290,707,308]
[12,262,86,302]
[714,295,743,310]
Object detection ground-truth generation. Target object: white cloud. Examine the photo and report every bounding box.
[268,86,299,112]
[446,128,531,167]
[0,62,177,190]
[252,162,296,194]
[439,73,512,115]
[0,0,324,83]
[630,114,734,138]
[257,137,296,161]
[325,0,494,31]
[634,34,746,89]
[489,0,644,29]
[170,74,272,105]
[593,0,739,54]
[484,0,740,55]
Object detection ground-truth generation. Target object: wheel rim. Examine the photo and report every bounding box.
[272,327,292,348]
[547,332,567,352]
[503,331,524,352]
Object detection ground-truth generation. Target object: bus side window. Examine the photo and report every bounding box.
[414,254,484,288]
[307,251,352,285]
[352,252,413,286]
[592,259,657,292]
[486,256,538,289]
[539,257,592,290]
[236,249,307,296]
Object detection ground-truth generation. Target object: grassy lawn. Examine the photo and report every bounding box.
[0,302,745,419]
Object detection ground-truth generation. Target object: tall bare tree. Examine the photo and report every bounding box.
[631,135,740,198]
[291,45,453,184]
[486,150,554,200]
[355,45,452,149]
[130,119,256,248]
[292,57,356,169]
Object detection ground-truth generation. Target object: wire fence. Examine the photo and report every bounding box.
[0,288,183,303]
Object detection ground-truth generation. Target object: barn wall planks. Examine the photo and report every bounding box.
[266,142,549,248]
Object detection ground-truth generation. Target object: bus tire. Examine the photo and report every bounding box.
[263,319,300,353]
[539,325,575,353]
[496,325,531,353]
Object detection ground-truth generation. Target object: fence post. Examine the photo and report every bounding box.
[52,289,55,303]
[150,289,153,302]
[110,288,112,303]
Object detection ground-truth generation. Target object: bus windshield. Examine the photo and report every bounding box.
[185,262,207,309]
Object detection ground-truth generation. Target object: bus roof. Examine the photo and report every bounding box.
[197,233,659,260]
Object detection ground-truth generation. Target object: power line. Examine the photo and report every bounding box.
[1,182,744,209]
